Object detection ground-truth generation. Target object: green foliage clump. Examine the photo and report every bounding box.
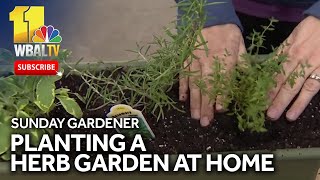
[0,73,83,160]
[65,0,217,119]
[64,1,308,133]
[197,19,309,132]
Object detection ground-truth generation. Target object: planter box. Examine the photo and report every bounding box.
[0,60,319,179]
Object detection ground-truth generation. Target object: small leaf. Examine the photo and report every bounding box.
[17,99,29,110]
[30,129,45,146]
[55,88,70,96]
[56,95,83,118]
[1,150,11,161]
[72,93,86,104]
[34,77,56,113]
[16,110,30,118]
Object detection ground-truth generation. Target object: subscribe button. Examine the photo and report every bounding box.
[14,60,59,76]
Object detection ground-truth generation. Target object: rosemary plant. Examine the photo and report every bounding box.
[65,0,216,119]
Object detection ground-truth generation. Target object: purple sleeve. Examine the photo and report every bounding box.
[176,0,243,30]
[304,1,320,19]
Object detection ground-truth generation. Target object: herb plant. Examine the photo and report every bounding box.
[0,73,83,160]
[64,0,308,133]
[65,0,218,119]
[197,19,309,132]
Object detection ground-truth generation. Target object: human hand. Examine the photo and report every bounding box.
[267,16,320,121]
[179,24,245,127]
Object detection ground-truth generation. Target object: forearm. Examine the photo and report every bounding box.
[175,0,243,30]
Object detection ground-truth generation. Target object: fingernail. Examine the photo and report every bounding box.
[267,108,278,121]
[191,110,200,120]
[286,111,297,121]
[200,117,210,127]
[268,91,275,100]
[216,104,226,113]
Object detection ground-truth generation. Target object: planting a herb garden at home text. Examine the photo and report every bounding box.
[0,0,319,178]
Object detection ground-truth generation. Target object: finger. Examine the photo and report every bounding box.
[179,60,190,101]
[269,48,299,101]
[216,40,243,112]
[268,35,295,101]
[200,69,214,126]
[269,31,314,101]
[286,68,320,121]
[277,35,294,55]
[189,59,201,120]
[267,63,313,121]
[215,95,225,112]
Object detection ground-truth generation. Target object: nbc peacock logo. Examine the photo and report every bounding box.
[32,25,62,43]
[14,25,62,57]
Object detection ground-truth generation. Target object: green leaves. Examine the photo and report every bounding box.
[17,99,29,110]
[0,72,83,160]
[35,77,56,113]
[0,122,11,155]
[24,76,38,93]
[196,19,310,133]
[30,129,45,147]
[1,151,11,161]
[56,95,83,119]
[0,48,14,76]
[16,110,30,118]
[0,78,20,97]
[0,110,12,123]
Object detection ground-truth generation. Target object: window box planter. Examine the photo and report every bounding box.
[0,60,319,179]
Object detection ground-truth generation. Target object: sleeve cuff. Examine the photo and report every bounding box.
[177,0,243,31]
[304,1,320,19]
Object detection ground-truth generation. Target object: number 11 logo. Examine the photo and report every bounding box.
[9,6,44,43]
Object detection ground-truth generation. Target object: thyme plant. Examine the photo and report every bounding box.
[197,19,309,132]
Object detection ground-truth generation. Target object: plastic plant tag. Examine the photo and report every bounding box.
[107,104,155,139]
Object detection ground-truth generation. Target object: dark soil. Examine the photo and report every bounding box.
[53,74,320,157]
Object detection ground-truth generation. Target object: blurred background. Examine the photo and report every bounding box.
[53,0,177,62]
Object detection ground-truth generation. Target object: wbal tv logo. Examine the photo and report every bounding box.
[14,25,62,57]
[10,6,62,76]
